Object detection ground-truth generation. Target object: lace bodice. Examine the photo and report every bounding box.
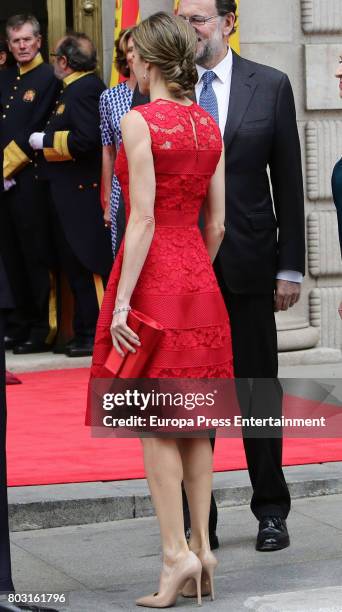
[115,98,222,218]
[114,99,223,297]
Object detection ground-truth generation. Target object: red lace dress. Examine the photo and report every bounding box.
[88,99,233,398]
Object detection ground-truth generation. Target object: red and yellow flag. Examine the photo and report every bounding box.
[174,0,240,53]
[110,0,140,87]
[229,0,240,53]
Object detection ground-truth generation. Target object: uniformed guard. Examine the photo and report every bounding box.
[30,33,112,357]
[0,14,60,354]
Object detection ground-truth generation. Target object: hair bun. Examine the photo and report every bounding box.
[132,12,198,99]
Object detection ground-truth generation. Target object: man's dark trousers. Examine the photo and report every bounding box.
[184,289,290,533]
[220,290,290,521]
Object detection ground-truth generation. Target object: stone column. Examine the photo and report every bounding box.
[300,1,342,364]
[240,0,342,365]
[102,0,116,85]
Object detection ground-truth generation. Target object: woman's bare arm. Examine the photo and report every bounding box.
[202,148,226,262]
[102,144,116,224]
[110,110,156,356]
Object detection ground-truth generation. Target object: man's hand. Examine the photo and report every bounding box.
[29,132,45,150]
[274,279,301,312]
[3,178,16,192]
[338,301,342,320]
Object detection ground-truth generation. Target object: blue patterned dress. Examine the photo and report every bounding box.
[99,81,133,254]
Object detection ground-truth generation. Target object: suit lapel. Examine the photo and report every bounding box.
[224,51,258,149]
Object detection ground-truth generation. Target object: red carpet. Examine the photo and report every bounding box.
[6,369,342,487]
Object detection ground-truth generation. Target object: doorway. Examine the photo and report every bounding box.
[0,1,49,60]
[0,1,102,74]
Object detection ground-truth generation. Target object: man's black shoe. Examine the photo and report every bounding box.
[4,336,16,350]
[53,338,78,355]
[66,337,94,358]
[13,341,51,355]
[185,527,219,551]
[4,334,29,350]
[256,516,290,551]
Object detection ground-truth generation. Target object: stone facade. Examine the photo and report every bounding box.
[103,0,342,364]
[240,0,342,364]
[301,0,342,33]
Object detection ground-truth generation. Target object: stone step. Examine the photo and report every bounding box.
[8,462,342,532]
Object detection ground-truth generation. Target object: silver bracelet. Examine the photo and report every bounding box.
[113,305,132,316]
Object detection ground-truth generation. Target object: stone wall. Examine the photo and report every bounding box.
[239,0,342,364]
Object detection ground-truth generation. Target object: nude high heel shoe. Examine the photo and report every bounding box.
[136,550,202,608]
[181,549,218,601]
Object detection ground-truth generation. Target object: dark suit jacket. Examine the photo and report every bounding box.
[37,72,112,276]
[116,51,305,295]
[216,51,305,294]
[0,53,59,180]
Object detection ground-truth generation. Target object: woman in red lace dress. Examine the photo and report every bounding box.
[88,12,233,608]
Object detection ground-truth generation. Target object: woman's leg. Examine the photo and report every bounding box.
[138,436,214,605]
[140,437,189,565]
[177,437,217,599]
[177,437,213,553]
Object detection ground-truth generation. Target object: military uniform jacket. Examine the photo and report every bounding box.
[37,71,112,276]
[0,53,60,180]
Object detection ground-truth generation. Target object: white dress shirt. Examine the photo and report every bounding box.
[195,47,232,138]
[195,48,303,284]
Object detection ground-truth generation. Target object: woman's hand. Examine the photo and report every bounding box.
[110,310,141,357]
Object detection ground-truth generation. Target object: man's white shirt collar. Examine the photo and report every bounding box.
[195,47,233,136]
[196,46,233,85]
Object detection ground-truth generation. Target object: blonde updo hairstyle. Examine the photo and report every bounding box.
[132,12,198,99]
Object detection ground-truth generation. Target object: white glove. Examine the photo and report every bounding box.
[29,132,45,150]
[3,178,16,191]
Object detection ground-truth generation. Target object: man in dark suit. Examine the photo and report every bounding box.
[122,0,305,552]
[0,14,60,354]
[30,33,112,357]
[177,0,305,551]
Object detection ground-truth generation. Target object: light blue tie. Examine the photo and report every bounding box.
[199,70,219,125]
